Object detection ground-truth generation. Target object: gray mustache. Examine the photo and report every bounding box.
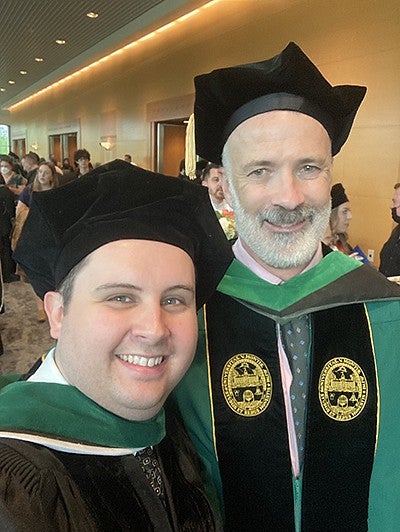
[260,206,314,225]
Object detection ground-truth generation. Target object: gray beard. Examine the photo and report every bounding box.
[230,190,331,270]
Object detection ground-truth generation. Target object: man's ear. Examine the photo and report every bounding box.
[44,291,64,340]
[201,180,208,188]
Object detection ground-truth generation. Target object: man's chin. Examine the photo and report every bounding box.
[249,235,320,270]
[265,255,313,270]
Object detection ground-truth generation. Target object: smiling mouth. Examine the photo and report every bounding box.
[264,219,306,232]
[116,354,164,367]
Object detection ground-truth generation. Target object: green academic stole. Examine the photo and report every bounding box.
[0,379,165,448]
[204,291,378,531]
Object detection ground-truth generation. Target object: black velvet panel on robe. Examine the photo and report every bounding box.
[205,292,377,532]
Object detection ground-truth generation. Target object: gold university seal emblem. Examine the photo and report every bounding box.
[319,357,368,421]
[221,353,272,417]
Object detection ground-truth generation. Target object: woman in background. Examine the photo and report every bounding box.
[324,183,353,254]
[0,155,27,198]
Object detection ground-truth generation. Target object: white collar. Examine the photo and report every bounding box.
[27,347,69,385]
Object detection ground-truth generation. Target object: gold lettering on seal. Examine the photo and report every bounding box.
[319,357,368,421]
[221,353,272,417]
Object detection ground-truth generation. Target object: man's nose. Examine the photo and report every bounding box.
[130,304,169,343]
[270,172,305,210]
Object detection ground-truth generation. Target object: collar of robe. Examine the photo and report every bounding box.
[0,377,165,448]
[217,251,400,322]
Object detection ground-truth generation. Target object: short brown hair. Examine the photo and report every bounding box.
[201,163,222,182]
[74,149,90,161]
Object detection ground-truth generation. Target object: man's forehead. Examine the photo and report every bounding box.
[226,110,332,154]
[76,240,195,288]
[209,168,224,178]
[90,238,183,255]
[82,240,194,272]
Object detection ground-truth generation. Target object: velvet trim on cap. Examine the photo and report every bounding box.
[223,93,336,148]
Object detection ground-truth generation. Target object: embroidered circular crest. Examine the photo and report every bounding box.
[221,353,272,417]
[319,357,368,421]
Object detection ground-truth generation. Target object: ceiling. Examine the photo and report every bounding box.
[0,0,204,110]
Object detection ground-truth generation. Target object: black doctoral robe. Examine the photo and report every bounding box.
[0,378,221,531]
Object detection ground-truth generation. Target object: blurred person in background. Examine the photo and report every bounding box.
[21,152,40,184]
[73,149,92,178]
[0,176,17,283]
[201,163,236,240]
[0,155,27,197]
[61,157,73,173]
[379,182,400,277]
[324,183,353,254]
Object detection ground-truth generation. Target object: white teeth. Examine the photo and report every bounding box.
[117,354,163,367]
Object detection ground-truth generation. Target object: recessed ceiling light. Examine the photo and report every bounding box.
[8,80,15,84]
[86,12,98,18]
[0,88,6,92]
[56,39,66,45]
[35,57,44,62]
[20,70,27,75]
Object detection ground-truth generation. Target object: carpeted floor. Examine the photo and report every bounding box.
[0,279,54,375]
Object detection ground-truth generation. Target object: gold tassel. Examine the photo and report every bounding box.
[185,113,197,180]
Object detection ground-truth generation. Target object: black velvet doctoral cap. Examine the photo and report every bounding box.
[331,182,349,209]
[194,42,367,163]
[14,160,233,308]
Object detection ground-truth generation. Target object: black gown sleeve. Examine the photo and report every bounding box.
[0,439,97,531]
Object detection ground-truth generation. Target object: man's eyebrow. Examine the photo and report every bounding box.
[94,284,195,293]
[165,285,195,293]
[242,159,274,172]
[94,283,142,292]
[297,156,327,165]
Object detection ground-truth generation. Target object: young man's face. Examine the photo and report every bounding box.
[45,240,197,421]
[77,156,90,173]
[21,158,31,172]
[223,110,333,272]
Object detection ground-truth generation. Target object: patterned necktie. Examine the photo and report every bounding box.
[280,314,310,467]
[136,446,165,504]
